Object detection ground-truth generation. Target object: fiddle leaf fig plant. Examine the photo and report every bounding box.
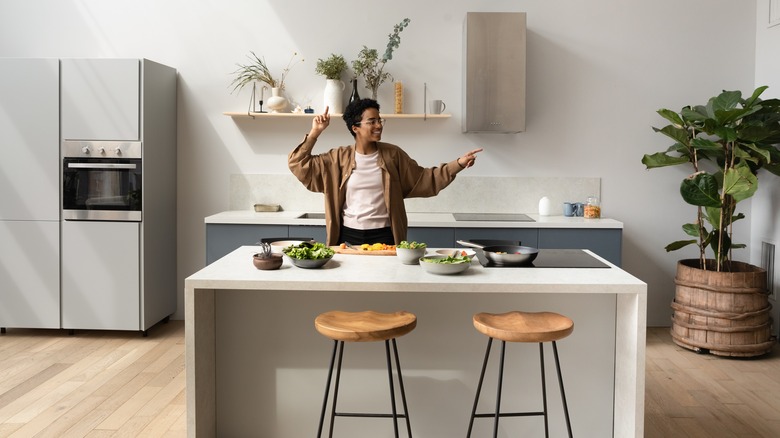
[642,86,780,272]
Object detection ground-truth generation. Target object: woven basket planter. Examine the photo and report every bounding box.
[670,259,775,357]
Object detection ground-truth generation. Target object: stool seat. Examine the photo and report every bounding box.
[473,311,573,343]
[315,310,417,343]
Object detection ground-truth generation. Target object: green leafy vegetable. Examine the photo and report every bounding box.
[282,242,335,260]
[398,240,427,249]
[421,255,470,264]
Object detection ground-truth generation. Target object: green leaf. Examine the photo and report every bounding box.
[690,138,722,152]
[682,223,701,238]
[652,125,692,146]
[656,108,684,126]
[711,90,741,114]
[641,152,690,169]
[703,206,722,230]
[665,240,697,252]
[681,106,708,122]
[723,165,758,202]
[681,173,721,207]
[744,86,768,107]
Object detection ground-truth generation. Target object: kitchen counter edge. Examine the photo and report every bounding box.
[205,210,623,229]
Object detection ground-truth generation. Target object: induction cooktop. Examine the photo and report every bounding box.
[475,249,610,268]
[453,213,535,222]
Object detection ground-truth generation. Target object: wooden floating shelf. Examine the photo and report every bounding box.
[224,112,451,119]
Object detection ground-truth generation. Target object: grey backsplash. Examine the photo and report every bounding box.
[230,174,600,215]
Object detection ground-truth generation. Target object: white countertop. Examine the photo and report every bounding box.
[204,210,623,229]
[187,245,642,293]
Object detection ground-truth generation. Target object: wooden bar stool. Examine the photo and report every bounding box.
[467,311,574,438]
[315,310,417,438]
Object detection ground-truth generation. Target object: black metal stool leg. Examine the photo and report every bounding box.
[328,341,345,438]
[492,340,506,438]
[391,338,413,437]
[553,341,573,438]
[467,337,493,438]
[385,340,400,438]
[317,340,339,438]
[539,343,549,438]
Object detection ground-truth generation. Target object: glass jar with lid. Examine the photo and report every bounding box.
[584,196,601,219]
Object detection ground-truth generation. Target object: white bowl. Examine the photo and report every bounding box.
[396,247,426,264]
[435,249,476,259]
[270,240,308,253]
[419,255,471,275]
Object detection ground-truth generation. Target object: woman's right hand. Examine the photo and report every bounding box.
[309,106,330,139]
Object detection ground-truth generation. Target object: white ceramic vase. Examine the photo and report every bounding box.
[266,87,288,113]
[323,79,344,114]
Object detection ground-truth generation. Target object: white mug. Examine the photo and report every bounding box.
[429,99,446,114]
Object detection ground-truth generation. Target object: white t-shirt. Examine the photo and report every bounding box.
[342,150,390,229]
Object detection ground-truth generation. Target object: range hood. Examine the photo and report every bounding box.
[462,12,527,133]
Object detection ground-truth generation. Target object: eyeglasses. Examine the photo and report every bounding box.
[354,118,386,127]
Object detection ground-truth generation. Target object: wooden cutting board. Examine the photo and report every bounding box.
[330,246,397,256]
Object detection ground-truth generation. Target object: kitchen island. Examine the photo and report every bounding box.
[185,246,646,437]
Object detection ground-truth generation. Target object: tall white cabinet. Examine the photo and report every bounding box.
[0,58,177,333]
[0,59,61,329]
[60,59,177,332]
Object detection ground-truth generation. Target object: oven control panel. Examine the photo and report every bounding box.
[62,140,142,159]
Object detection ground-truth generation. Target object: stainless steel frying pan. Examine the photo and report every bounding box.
[456,240,539,266]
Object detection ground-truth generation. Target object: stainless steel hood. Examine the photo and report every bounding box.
[462,12,527,133]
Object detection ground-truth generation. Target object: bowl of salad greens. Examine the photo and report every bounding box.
[396,240,427,265]
[419,254,472,275]
[282,241,335,269]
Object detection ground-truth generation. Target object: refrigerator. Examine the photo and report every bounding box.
[0,58,61,329]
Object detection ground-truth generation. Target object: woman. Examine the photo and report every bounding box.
[288,98,482,246]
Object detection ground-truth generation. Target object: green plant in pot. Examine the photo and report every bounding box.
[352,18,411,100]
[642,86,780,357]
[315,53,348,114]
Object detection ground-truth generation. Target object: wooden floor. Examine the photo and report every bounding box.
[1,323,778,437]
[0,321,185,437]
[645,327,780,438]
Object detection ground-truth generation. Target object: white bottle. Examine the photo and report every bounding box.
[538,196,552,216]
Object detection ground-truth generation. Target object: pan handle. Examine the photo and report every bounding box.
[456,240,484,249]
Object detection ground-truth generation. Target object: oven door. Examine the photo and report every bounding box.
[62,157,142,221]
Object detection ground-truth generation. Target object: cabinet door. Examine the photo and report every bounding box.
[454,228,539,248]
[0,221,60,328]
[288,225,326,243]
[407,227,455,248]
[62,221,140,330]
[0,59,60,221]
[539,229,622,266]
[61,59,140,140]
[206,224,288,265]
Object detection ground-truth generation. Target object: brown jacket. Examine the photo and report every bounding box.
[289,135,463,246]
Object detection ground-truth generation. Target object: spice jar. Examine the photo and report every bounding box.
[584,196,601,219]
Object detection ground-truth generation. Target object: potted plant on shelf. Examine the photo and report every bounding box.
[642,86,780,357]
[230,51,302,113]
[352,18,411,100]
[315,53,348,114]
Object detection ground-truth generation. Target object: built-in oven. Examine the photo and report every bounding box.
[62,140,142,221]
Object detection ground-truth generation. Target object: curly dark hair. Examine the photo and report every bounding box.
[342,98,380,138]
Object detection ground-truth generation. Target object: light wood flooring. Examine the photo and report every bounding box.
[1,323,778,437]
[0,321,185,437]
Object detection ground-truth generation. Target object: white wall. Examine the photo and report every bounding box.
[0,0,768,326]
[754,0,780,335]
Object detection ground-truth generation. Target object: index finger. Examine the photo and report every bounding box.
[470,148,484,155]
[323,106,329,117]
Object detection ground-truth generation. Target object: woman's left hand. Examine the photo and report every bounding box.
[457,148,483,169]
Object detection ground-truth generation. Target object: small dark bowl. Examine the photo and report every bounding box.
[287,255,333,269]
[253,253,283,270]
